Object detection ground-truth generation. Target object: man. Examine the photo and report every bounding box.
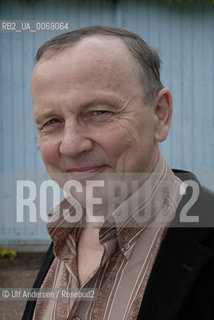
[22,26,214,320]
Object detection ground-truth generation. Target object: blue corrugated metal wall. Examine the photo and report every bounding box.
[1,0,214,244]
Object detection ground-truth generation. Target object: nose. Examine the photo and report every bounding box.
[59,123,93,158]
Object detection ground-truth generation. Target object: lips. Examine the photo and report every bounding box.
[66,165,106,180]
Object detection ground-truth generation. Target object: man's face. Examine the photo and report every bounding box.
[32,36,159,193]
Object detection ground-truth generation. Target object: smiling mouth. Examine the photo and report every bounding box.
[66,165,106,180]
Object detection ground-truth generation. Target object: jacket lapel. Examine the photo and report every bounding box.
[137,227,213,320]
[137,170,214,320]
[21,242,55,320]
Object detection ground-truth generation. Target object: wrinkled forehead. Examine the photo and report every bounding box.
[31,35,142,93]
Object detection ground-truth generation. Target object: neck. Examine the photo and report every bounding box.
[78,226,102,250]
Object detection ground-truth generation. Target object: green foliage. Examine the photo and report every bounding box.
[19,0,214,4]
[167,0,214,3]
[83,0,214,4]
[0,247,17,261]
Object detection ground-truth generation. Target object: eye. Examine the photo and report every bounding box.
[46,118,60,125]
[41,118,63,132]
[87,110,111,120]
[91,110,107,115]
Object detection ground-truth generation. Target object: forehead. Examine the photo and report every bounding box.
[32,35,142,94]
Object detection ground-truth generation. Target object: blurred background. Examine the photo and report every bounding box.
[1,0,214,246]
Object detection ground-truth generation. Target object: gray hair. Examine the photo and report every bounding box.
[36,25,163,104]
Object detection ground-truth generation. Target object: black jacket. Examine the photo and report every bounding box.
[22,170,214,320]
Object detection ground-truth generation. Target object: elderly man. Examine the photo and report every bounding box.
[22,26,214,320]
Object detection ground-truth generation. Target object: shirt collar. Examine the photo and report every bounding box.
[99,153,182,259]
[47,153,181,260]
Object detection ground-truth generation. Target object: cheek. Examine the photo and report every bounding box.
[100,127,131,158]
[40,140,60,169]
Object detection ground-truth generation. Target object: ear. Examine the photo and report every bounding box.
[153,88,172,142]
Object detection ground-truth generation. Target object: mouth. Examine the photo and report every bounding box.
[66,165,106,180]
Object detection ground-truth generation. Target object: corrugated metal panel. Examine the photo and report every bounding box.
[0,0,214,244]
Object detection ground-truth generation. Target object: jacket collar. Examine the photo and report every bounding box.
[137,170,214,320]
